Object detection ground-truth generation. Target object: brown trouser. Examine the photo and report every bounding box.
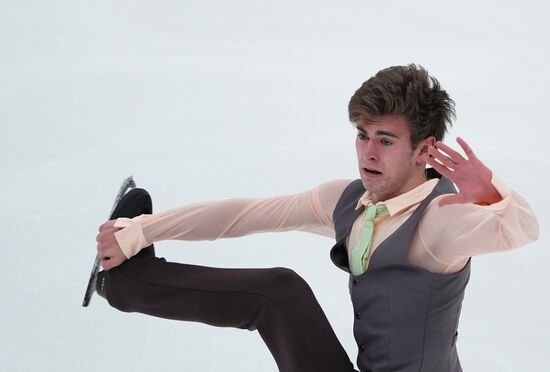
[97,188,355,372]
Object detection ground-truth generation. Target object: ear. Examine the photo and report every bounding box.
[415,136,436,165]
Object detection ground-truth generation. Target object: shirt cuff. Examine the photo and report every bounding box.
[113,216,149,259]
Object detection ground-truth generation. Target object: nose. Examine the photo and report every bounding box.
[357,138,378,161]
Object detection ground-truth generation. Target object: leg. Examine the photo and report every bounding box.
[97,189,355,372]
[100,259,354,372]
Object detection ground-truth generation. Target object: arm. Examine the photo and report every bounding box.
[97,179,352,270]
[422,138,539,267]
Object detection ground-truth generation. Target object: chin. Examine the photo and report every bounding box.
[361,179,377,193]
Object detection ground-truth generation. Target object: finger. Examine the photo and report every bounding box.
[425,155,453,179]
[98,252,110,261]
[96,231,108,245]
[101,255,125,271]
[435,141,466,163]
[97,227,121,246]
[456,137,476,159]
[97,246,112,260]
[428,146,457,169]
[99,220,115,232]
[98,242,118,259]
[100,258,113,270]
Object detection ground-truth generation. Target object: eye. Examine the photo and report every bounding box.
[380,138,393,146]
[357,132,368,140]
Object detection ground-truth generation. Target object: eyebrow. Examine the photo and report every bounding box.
[357,127,400,139]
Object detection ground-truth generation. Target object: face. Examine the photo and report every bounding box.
[355,115,433,203]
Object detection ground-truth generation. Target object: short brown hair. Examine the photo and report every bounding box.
[348,64,455,148]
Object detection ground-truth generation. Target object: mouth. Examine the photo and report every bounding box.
[363,167,383,176]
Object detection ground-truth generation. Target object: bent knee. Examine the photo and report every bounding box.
[260,267,313,302]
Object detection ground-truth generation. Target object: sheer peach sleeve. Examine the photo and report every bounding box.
[418,174,539,271]
[114,179,353,258]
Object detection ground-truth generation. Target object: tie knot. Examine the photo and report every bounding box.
[365,203,389,220]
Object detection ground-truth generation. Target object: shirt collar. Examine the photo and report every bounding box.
[354,178,439,216]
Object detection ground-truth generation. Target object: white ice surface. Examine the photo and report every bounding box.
[1,1,549,371]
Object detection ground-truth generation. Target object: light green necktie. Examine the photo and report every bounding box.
[350,203,389,276]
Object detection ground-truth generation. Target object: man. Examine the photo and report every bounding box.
[96,64,539,372]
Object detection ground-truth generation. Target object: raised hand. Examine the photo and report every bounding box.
[424,137,503,207]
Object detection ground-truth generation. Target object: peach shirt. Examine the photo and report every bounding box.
[114,174,539,274]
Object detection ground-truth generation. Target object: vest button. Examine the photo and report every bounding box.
[352,279,358,286]
[354,311,361,320]
[359,344,366,353]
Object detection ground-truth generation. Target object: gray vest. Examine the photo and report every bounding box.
[330,170,470,372]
